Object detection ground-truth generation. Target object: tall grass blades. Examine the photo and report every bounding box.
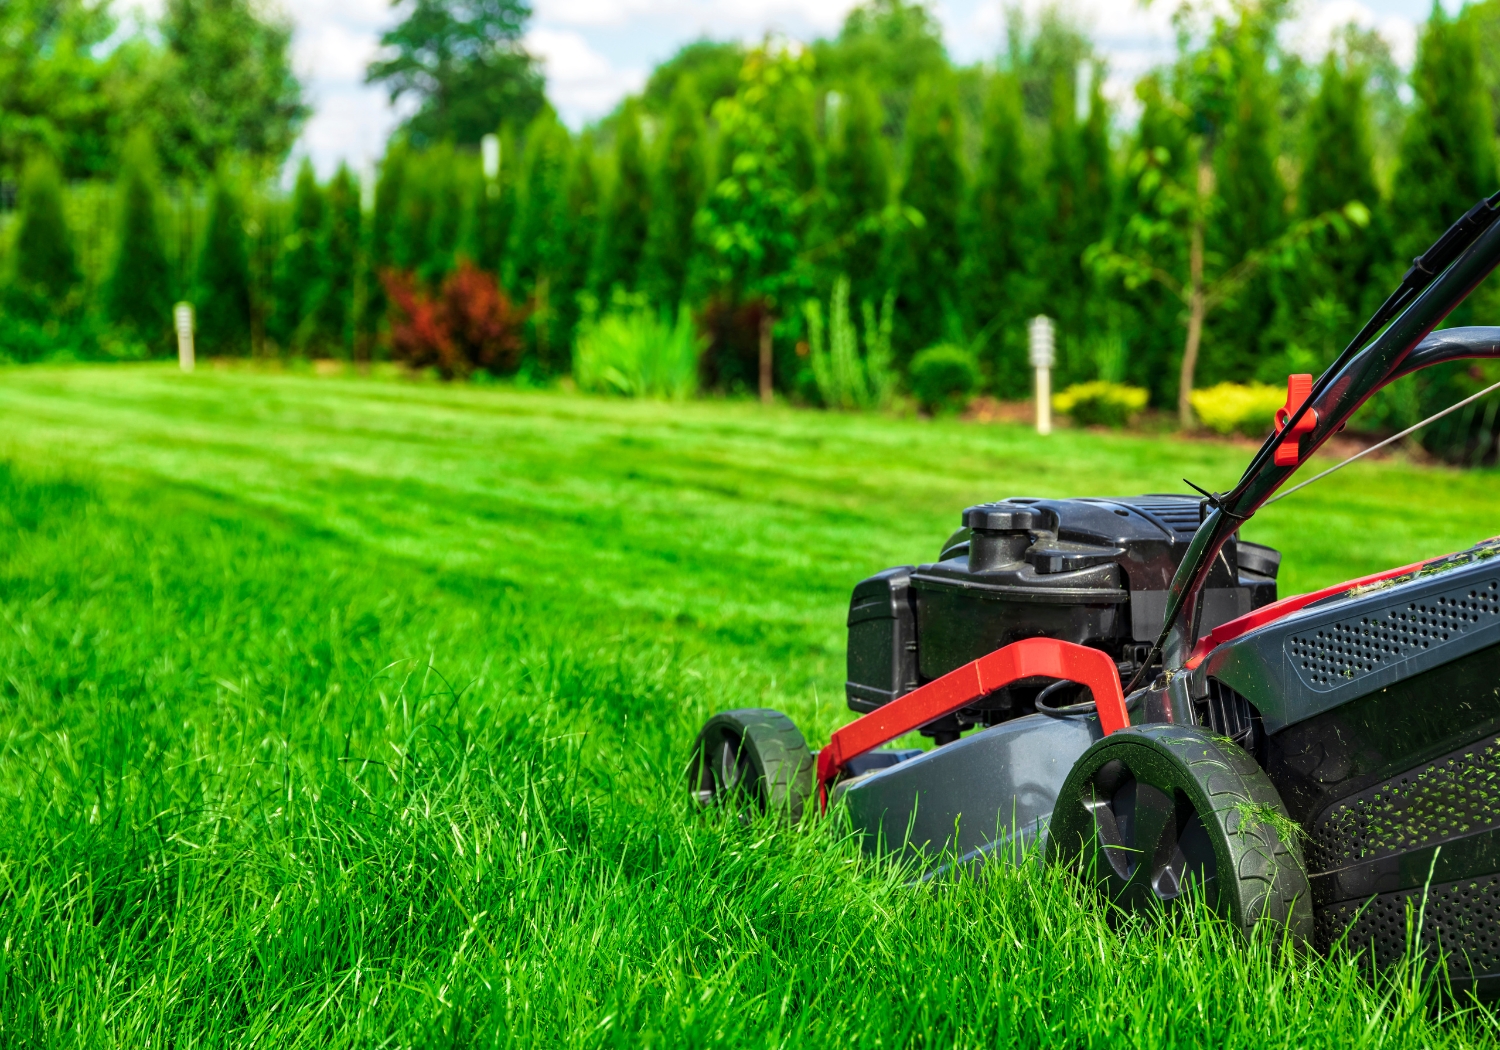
[804,277,897,410]
[4,372,1500,1045]
[573,295,704,399]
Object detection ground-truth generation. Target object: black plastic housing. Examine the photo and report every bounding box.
[845,495,1279,727]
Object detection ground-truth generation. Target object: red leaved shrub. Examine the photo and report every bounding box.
[382,260,525,378]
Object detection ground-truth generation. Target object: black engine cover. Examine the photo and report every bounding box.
[845,495,1279,727]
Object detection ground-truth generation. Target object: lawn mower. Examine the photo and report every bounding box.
[689,192,1500,997]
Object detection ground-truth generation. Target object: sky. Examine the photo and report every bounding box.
[216,0,1449,177]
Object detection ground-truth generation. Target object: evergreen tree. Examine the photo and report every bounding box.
[424,144,467,280]
[506,107,572,365]
[271,158,326,350]
[195,172,253,355]
[1039,70,1082,362]
[642,75,708,311]
[777,74,821,201]
[1301,55,1380,221]
[1045,67,1113,388]
[1079,71,1117,374]
[1077,70,1113,277]
[825,78,891,309]
[963,72,1038,396]
[311,164,361,355]
[1205,32,1286,384]
[1113,74,1193,408]
[462,131,514,276]
[1391,5,1496,278]
[363,142,407,352]
[591,99,651,297]
[1285,51,1385,368]
[816,0,948,132]
[888,74,966,358]
[554,134,603,366]
[490,124,522,281]
[11,152,79,311]
[103,131,174,350]
[392,149,438,277]
[1389,3,1498,454]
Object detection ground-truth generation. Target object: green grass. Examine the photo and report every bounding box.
[1,363,1498,1047]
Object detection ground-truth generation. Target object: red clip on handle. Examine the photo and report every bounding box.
[1274,373,1317,466]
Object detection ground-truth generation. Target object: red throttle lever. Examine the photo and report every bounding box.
[1274,373,1318,466]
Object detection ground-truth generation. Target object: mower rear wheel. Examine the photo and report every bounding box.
[688,709,813,823]
[1047,724,1312,943]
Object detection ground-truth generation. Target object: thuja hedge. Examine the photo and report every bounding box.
[2,0,1500,461]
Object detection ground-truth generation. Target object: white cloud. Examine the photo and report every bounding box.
[296,17,383,82]
[535,0,854,32]
[525,26,648,124]
[1284,1,1417,69]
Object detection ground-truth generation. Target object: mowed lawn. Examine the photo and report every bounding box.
[2,363,1498,1047]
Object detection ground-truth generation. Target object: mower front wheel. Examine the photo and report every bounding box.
[1047,724,1313,943]
[688,709,813,823]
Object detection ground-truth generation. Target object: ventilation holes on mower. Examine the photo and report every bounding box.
[1317,872,1500,975]
[1288,580,1500,687]
[1306,734,1500,871]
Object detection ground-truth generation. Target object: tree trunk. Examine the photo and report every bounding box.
[758,309,773,405]
[1178,159,1212,429]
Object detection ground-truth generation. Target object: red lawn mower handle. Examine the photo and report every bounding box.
[815,637,1128,807]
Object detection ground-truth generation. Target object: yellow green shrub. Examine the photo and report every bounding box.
[1190,382,1285,436]
[1052,381,1149,428]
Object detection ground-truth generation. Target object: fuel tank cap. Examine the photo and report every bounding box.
[963,502,1045,532]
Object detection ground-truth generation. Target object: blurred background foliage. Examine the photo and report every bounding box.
[5,0,1500,461]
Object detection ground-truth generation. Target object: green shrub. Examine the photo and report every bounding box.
[909,343,979,414]
[573,295,703,399]
[1053,381,1149,428]
[1190,381,1285,435]
[0,313,150,365]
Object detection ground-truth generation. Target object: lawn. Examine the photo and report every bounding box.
[2,363,1498,1047]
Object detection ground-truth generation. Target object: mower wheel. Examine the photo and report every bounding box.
[1047,724,1312,943]
[689,709,813,823]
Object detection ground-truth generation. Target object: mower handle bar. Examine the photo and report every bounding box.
[1144,191,1500,682]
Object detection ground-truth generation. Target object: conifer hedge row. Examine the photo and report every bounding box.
[2,2,1499,459]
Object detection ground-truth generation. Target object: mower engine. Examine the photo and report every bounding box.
[846,495,1279,741]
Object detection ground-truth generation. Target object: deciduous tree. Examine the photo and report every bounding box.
[366,0,544,146]
[143,0,308,177]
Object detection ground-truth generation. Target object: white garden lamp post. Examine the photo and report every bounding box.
[481,133,501,198]
[1029,314,1055,436]
[174,302,195,373]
